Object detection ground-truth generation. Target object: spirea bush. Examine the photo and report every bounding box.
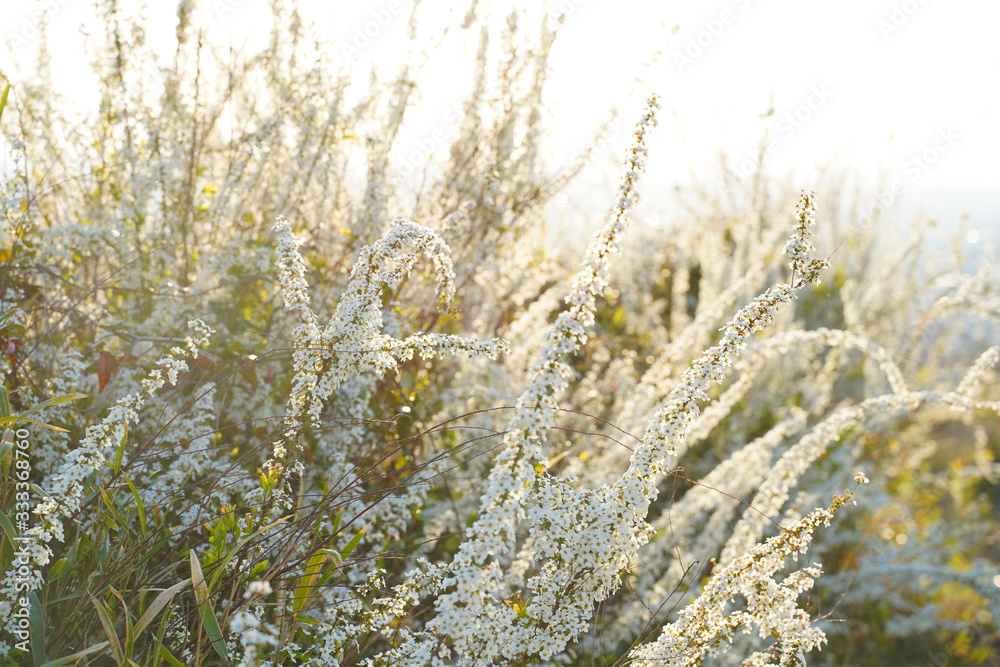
[1,2,998,665]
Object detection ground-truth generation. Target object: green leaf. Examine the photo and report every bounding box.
[295,615,320,625]
[98,533,110,562]
[320,549,344,568]
[190,550,207,598]
[292,551,327,614]
[134,580,189,636]
[55,552,73,586]
[316,549,344,589]
[36,641,110,667]
[29,591,45,666]
[90,594,123,666]
[1,323,25,337]
[18,392,87,421]
[0,429,14,466]
[112,424,128,474]
[0,509,17,551]
[48,558,66,580]
[0,415,69,432]
[207,515,290,593]
[99,488,128,533]
[122,474,146,538]
[190,550,228,661]
[106,588,134,663]
[43,592,85,606]
[152,595,176,667]
[249,559,269,579]
[156,645,186,667]
[197,596,228,660]
[340,522,369,561]
[0,536,11,577]
[26,419,69,433]
[0,385,10,419]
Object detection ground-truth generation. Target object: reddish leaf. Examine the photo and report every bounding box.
[3,339,19,366]
[97,351,118,392]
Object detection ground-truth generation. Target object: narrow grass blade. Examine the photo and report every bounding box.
[36,641,109,667]
[190,550,228,661]
[29,592,45,666]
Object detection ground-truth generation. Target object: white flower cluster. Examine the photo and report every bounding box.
[480,92,661,547]
[348,97,856,667]
[489,277,826,661]
[720,394,912,565]
[6,5,1000,660]
[0,319,213,642]
[270,216,508,475]
[629,490,857,666]
[627,284,797,483]
[332,94,662,665]
[720,385,1000,572]
[956,345,1000,397]
[610,411,809,644]
[230,603,280,667]
[309,567,436,667]
[614,267,763,437]
[482,173,835,662]
[142,319,215,394]
[679,326,908,459]
[782,192,830,286]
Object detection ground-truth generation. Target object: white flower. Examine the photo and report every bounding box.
[270,216,509,484]
[245,580,273,598]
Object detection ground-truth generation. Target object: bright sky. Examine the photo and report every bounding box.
[3,0,998,257]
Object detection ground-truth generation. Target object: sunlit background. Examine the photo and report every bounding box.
[4,0,998,261]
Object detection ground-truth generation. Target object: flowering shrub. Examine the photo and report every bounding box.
[0,2,998,666]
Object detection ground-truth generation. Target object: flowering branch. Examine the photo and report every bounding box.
[1,319,214,644]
